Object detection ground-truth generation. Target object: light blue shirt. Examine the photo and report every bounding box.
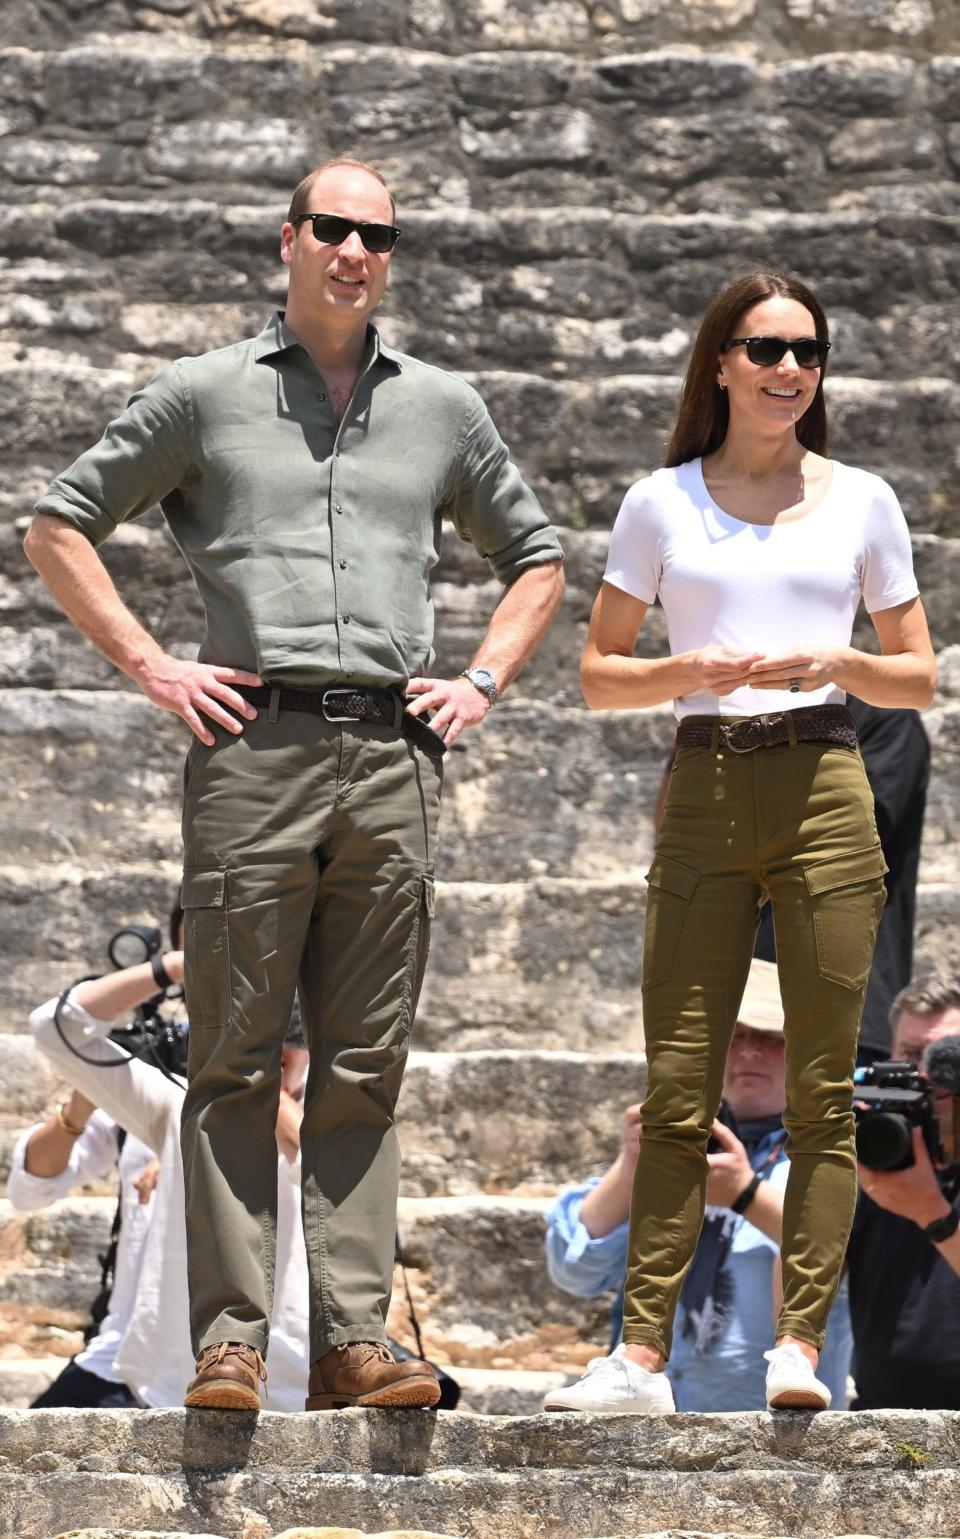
[545,1134,852,1411]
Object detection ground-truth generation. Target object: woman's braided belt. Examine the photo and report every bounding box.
[676,704,859,755]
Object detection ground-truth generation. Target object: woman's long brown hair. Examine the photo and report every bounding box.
[664,272,830,467]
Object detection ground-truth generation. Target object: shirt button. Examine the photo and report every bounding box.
[339,559,347,569]
[336,504,343,514]
[316,392,325,401]
[342,614,351,624]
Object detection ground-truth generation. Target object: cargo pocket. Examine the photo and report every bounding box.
[398,871,435,1040]
[642,855,700,992]
[804,845,887,990]
[181,867,231,1029]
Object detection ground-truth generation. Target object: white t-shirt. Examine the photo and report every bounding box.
[603,458,919,719]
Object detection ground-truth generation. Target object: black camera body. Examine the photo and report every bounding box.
[853,1060,943,1172]
[107,923,188,1078]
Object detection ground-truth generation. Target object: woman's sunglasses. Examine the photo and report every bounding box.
[721,335,830,369]
[291,212,401,254]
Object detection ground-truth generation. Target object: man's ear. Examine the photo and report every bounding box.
[280,222,295,267]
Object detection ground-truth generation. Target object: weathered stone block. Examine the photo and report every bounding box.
[930,55,960,115]
[827,118,942,172]
[773,51,916,112]
[592,49,756,105]
[783,0,935,39]
[144,119,314,183]
[459,107,598,170]
[621,113,821,185]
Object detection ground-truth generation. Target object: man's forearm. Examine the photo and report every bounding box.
[470,560,564,692]
[579,1156,634,1239]
[24,515,164,685]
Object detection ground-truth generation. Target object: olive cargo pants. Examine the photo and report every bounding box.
[624,726,886,1356]
[179,708,441,1362]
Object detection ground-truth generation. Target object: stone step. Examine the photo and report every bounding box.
[5,0,957,53]
[5,346,958,532]
[2,863,960,1048]
[2,41,959,218]
[0,1044,645,1195]
[0,1354,568,1418]
[0,1194,611,1368]
[0,1405,957,1539]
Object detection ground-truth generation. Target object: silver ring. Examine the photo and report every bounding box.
[788,679,802,694]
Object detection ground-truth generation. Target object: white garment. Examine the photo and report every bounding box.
[9,1113,155,1387]
[21,993,310,1410]
[603,458,919,719]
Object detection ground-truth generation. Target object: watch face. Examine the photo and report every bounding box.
[471,669,495,689]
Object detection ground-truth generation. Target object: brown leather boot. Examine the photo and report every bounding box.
[183,1342,267,1410]
[306,1342,441,1410]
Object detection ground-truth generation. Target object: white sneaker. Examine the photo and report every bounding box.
[764,1344,832,1410]
[542,1345,676,1414]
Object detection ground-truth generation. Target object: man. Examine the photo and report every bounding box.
[543,958,851,1412]
[16,947,313,1409]
[847,974,960,1409]
[25,156,565,1411]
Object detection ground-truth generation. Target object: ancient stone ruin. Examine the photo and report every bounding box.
[1,0,959,1534]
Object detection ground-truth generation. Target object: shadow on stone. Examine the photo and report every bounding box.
[181,1406,260,1473]
[360,1407,439,1477]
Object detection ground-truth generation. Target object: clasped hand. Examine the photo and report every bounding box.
[695,645,841,696]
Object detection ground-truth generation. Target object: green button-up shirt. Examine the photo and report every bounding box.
[37,313,563,688]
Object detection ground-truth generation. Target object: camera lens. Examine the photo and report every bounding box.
[108,924,162,970]
[856,1112,914,1171]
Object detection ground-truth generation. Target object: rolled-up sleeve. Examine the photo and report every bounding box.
[448,387,564,585]
[34,361,194,547]
[545,1181,630,1299]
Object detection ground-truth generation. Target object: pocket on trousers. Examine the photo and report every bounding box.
[181,866,231,1029]
[804,845,888,990]
[642,855,700,992]
[398,871,435,1039]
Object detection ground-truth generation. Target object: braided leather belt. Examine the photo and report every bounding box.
[676,704,859,755]
[235,684,446,760]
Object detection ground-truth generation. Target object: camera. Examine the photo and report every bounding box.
[853,1060,942,1172]
[106,922,188,1078]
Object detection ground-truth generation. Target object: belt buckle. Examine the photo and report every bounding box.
[722,718,760,754]
[321,689,358,723]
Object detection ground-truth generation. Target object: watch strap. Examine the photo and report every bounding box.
[923,1206,960,1244]
[151,952,174,991]
[731,1172,762,1215]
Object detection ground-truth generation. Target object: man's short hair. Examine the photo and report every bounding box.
[891,972,960,1034]
[287,158,396,224]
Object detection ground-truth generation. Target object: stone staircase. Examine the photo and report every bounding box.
[2,0,960,1534]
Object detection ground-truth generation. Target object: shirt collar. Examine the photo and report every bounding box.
[254,312,402,371]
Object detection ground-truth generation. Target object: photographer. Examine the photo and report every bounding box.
[543,959,851,1411]
[13,927,312,1409]
[847,974,960,1409]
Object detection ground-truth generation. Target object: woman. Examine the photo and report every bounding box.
[565,271,936,1414]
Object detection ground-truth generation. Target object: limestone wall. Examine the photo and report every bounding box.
[1,0,959,1420]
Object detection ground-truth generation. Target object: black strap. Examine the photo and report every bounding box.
[731,1172,762,1215]
[235,684,446,762]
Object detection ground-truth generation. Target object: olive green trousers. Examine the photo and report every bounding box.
[179,709,441,1362]
[624,725,886,1356]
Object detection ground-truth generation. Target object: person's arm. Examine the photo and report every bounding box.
[275,1089,303,1166]
[21,1089,98,1177]
[404,385,565,746]
[544,1181,631,1299]
[746,598,936,709]
[705,1120,784,1246]
[7,1111,120,1213]
[24,365,261,744]
[580,581,763,710]
[858,1128,960,1281]
[579,1103,640,1238]
[28,982,184,1157]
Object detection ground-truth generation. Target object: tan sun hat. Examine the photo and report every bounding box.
[736,957,785,1035]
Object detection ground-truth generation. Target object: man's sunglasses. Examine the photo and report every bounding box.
[291,212,401,254]
[721,335,830,369]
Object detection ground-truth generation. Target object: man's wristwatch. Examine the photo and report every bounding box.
[922,1206,960,1244]
[459,667,499,705]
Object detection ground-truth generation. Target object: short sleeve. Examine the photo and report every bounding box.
[34,361,195,547]
[446,386,564,585]
[860,477,919,615]
[602,478,663,605]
